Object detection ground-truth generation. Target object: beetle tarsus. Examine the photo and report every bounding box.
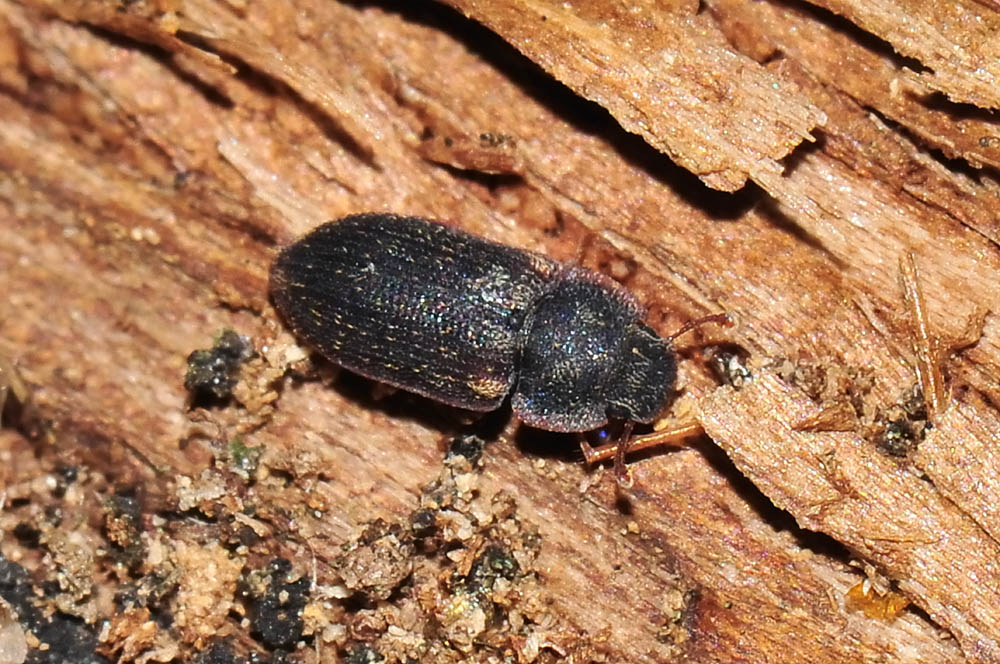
[581,421,705,468]
[579,438,601,465]
[612,421,635,483]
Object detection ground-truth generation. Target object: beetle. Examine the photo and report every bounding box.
[269,213,727,478]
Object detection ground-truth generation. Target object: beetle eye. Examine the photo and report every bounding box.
[605,404,630,421]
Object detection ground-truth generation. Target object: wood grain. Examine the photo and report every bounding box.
[1,1,997,662]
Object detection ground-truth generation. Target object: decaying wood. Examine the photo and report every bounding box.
[701,373,1000,661]
[442,0,827,192]
[814,0,1000,110]
[915,397,1000,545]
[1,1,999,663]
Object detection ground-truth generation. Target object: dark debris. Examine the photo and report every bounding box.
[246,559,310,650]
[197,641,248,664]
[445,433,485,465]
[185,330,254,404]
[706,344,753,389]
[873,385,930,458]
[0,556,108,664]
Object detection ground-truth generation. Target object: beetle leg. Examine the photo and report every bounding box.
[578,438,602,464]
[612,421,635,482]
[580,421,704,465]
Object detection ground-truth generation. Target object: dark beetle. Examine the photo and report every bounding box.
[270,214,709,461]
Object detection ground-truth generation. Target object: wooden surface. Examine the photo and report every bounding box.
[1,1,999,662]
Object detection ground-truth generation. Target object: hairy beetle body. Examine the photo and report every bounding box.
[270,214,676,432]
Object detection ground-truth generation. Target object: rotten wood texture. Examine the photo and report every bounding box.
[701,373,1000,661]
[0,1,999,663]
[442,0,827,192]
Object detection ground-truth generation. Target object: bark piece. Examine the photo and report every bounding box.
[0,0,997,662]
[814,0,1000,110]
[709,0,1000,172]
[915,397,1000,545]
[701,372,1000,662]
[442,0,826,191]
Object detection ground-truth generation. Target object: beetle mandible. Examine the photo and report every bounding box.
[269,213,727,478]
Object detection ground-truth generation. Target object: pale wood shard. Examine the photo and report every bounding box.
[915,398,1000,546]
[700,372,1000,662]
[441,0,826,191]
[746,98,1000,400]
[0,0,998,662]
[898,253,948,420]
[813,0,1000,111]
[708,0,1000,172]
[708,0,1000,251]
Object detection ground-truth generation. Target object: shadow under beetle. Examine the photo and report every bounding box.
[270,213,728,479]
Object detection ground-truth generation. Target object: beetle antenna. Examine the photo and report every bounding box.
[667,313,732,343]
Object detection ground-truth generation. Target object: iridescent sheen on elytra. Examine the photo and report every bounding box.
[269,214,676,432]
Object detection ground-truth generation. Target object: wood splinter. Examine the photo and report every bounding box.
[899,252,988,422]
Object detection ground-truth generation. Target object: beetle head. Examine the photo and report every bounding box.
[604,322,676,423]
